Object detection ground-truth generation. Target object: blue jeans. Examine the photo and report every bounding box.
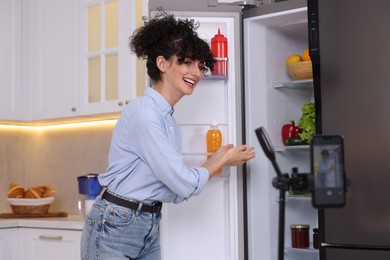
[80,196,161,260]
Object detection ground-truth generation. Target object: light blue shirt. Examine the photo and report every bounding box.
[99,87,209,204]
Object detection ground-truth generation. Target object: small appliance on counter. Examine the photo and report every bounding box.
[77,174,102,217]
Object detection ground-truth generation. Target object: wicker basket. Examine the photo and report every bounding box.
[286,61,313,80]
[7,197,54,214]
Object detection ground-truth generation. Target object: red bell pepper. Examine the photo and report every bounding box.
[281,120,302,145]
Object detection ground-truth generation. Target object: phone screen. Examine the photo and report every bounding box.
[311,135,346,208]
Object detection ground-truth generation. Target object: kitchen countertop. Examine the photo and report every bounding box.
[0,215,84,230]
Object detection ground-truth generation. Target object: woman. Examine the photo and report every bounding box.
[318,149,336,188]
[81,14,255,260]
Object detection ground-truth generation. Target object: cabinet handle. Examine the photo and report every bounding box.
[71,107,77,112]
[125,100,130,105]
[118,101,124,106]
[39,235,63,241]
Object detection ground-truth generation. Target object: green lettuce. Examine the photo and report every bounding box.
[298,102,315,143]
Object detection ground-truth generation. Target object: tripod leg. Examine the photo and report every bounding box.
[278,189,286,260]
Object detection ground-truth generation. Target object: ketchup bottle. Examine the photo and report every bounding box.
[211,28,228,76]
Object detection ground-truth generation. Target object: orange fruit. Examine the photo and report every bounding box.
[302,48,311,61]
[286,54,302,65]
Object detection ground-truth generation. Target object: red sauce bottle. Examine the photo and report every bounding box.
[211,28,228,76]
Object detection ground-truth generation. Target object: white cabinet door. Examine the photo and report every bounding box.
[1,0,146,122]
[78,0,138,116]
[18,228,81,260]
[23,0,80,120]
[0,228,18,260]
[0,0,23,120]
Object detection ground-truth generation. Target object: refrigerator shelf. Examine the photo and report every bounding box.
[272,79,313,90]
[275,145,310,152]
[287,195,312,200]
[274,195,312,202]
[284,246,319,254]
[182,152,208,156]
[202,74,229,80]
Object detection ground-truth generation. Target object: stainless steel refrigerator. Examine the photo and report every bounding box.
[309,0,390,259]
[149,0,317,260]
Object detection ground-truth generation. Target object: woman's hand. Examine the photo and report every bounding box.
[222,144,256,166]
[202,144,255,178]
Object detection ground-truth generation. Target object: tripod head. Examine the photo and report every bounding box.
[255,127,283,177]
[255,126,313,192]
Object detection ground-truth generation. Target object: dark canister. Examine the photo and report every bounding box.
[290,224,310,248]
[313,228,319,249]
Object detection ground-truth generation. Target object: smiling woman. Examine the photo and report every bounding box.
[80,14,255,260]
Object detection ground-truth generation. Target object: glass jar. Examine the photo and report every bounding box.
[290,224,310,248]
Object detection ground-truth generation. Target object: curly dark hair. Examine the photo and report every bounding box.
[129,14,215,83]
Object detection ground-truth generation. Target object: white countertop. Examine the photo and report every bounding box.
[0,215,84,230]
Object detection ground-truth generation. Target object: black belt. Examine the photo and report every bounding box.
[102,190,162,214]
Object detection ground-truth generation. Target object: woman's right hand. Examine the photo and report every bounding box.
[202,144,255,178]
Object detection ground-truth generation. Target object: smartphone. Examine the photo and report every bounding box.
[311,135,346,208]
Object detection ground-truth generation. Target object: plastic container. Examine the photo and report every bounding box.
[290,224,310,248]
[211,28,228,76]
[77,174,102,216]
[206,122,223,175]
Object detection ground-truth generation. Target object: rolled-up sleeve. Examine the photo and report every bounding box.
[131,107,209,202]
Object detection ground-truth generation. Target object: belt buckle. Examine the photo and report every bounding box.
[152,202,161,213]
[152,203,157,213]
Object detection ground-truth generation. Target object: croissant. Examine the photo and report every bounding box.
[24,187,43,198]
[7,183,25,198]
[8,183,56,199]
[42,185,56,198]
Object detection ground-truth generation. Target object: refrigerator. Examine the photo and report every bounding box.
[149,0,316,260]
[308,0,390,259]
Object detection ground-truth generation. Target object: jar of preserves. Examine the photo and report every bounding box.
[290,224,310,248]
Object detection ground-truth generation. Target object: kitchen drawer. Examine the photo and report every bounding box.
[18,228,81,260]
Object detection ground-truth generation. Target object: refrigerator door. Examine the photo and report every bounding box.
[312,0,390,250]
[243,1,319,260]
[325,248,390,260]
[149,2,244,260]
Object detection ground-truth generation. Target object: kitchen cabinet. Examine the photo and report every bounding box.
[24,0,139,120]
[18,228,81,260]
[0,228,18,260]
[0,0,23,120]
[77,0,138,116]
[1,0,145,122]
[23,0,81,120]
[0,216,83,260]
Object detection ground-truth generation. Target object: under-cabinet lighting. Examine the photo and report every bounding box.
[0,119,118,131]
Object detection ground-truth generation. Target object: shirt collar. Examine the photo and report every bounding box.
[145,87,174,117]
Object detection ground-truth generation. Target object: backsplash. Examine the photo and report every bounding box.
[0,121,115,214]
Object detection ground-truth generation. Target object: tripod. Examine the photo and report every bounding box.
[255,127,312,260]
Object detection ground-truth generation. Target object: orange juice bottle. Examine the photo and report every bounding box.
[206,122,223,175]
